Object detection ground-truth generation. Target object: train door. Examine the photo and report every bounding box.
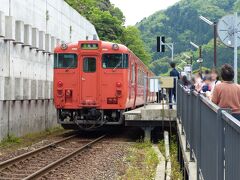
[81,56,99,106]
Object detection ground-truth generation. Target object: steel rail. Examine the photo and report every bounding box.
[23,135,106,180]
[0,134,78,170]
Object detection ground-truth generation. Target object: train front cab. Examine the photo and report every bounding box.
[54,41,130,129]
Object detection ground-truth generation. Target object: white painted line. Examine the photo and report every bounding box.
[164,131,172,180]
[153,144,165,180]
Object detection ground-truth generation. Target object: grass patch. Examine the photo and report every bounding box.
[120,141,159,180]
[23,126,64,140]
[170,135,182,180]
[0,126,64,151]
[158,139,165,158]
[0,134,22,147]
[158,135,182,180]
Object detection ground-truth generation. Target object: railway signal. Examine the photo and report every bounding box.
[157,36,174,61]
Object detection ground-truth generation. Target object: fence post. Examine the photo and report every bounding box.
[196,93,201,180]
[217,109,231,180]
[189,91,194,162]
[175,77,178,107]
[177,82,180,118]
[181,92,184,135]
[181,88,184,135]
[186,92,190,151]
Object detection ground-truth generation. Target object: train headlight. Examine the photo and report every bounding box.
[60,43,68,50]
[57,81,63,88]
[112,44,119,50]
[116,82,122,87]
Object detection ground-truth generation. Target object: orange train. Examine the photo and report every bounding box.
[54,40,156,130]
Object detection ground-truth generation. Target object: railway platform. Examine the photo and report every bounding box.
[124,104,176,140]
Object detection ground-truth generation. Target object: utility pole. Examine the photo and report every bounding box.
[165,43,174,62]
[234,12,238,83]
[199,46,203,74]
[199,15,217,67]
[214,22,217,67]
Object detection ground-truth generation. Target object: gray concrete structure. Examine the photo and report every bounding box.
[124,105,176,141]
[0,0,98,140]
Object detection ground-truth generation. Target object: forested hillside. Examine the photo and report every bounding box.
[137,0,240,75]
[65,0,151,65]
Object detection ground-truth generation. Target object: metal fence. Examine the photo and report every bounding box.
[177,83,240,180]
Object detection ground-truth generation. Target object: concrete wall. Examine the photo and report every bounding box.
[0,0,98,140]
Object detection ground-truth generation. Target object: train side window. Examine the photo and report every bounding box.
[142,72,146,85]
[137,69,140,84]
[139,70,143,85]
[123,54,129,68]
[83,57,96,73]
[132,64,135,83]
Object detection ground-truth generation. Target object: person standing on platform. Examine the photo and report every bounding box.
[194,72,203,92]
[212,64,240,121]
[156,83,162,103]
[206,68,221,99]
[169,62,180,109]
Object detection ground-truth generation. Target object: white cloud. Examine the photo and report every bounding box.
[110,0,180,25]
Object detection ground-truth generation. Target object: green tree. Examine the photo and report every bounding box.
[65,0,152,66]
[234,0,240,11]
[65,0,97,18]
[121,26,151,65]
[65,0,124,42]
[89,8,124,42]
[137,0,239,74]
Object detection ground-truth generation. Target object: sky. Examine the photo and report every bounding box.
[110,0,180,26]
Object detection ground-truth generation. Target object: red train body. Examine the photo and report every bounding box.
[54,40,156,130]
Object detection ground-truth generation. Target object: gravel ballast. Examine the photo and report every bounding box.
[43,141,129,180]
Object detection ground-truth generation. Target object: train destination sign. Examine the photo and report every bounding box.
[81,43,99,50]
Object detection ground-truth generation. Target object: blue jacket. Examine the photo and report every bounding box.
[170,68,180,79]
[170,68,180,89]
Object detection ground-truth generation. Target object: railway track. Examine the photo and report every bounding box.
[0,134,106,179]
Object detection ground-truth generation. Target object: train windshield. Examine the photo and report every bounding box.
[102,54,128,69]
[54,54,77,69]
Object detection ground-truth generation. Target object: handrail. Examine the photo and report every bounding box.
[199,94,219,113]
[192,91,198,96]
[222,110,240,133]
[177,83,240,180]
[181,86,219,113]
